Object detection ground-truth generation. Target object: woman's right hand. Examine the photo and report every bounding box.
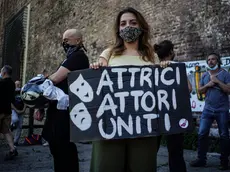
[90,57,108,69]
[90,62,102,69]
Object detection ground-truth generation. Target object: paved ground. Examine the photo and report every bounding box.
[0,143,228,172]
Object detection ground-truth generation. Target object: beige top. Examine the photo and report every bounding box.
[100,48,154,66]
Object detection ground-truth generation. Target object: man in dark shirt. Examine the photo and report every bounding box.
[0,65,18,160]
[42,29,89,172]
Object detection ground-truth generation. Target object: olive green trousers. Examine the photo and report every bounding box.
[90,137,158,172]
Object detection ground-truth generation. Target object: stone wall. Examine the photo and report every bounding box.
[0,0,230,80]
[1,0,230,138]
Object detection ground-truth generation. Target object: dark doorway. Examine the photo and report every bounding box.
[2,7,26,81]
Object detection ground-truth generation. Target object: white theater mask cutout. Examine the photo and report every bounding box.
[70,102,92,131]
[69,74,93,102]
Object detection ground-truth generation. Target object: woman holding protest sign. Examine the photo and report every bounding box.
[90,7,165,172]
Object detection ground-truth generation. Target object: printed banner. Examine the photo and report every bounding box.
[185,56,230,112]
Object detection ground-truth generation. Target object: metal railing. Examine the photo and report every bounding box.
[22,109,44,136]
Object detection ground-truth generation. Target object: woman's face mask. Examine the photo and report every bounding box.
[119,26,142,43]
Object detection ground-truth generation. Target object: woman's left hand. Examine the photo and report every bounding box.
[160,61,171,68]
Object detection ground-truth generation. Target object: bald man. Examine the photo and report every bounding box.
[42,29,89,172]
[62,29,84,52]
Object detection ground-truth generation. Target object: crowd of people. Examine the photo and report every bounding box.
[0,6,230,172]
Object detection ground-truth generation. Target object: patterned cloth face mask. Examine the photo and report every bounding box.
[119,26,142,43]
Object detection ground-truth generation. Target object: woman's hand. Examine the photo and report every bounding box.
[159,60,171,68]
[90,57,108,69]
[90,62,103,69]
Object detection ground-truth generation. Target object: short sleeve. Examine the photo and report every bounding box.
[154,55,160,64]
[200,73,206,87]
[100,48,112,60]
[224,71,230,84]
[62,50,89,71]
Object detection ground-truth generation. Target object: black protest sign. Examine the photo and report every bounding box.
[155,66,193,134]
[68,63,193,142]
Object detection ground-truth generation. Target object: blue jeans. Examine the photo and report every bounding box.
[198,109,230,164]
[14,114,23,144]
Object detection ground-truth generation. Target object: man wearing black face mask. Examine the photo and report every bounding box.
[42,29,89,172]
